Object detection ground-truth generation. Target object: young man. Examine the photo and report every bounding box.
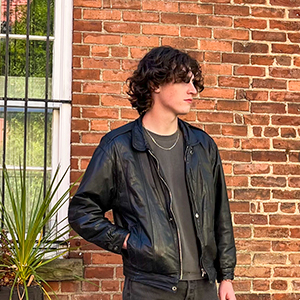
[68,46,236,300]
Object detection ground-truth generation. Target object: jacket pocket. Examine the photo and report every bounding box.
[125,225,154,272]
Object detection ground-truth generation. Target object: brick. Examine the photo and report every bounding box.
[252,31,286,42]
[280,202,296,213]
[289,177,300,188]
[253,127,263,137]
[252,151,287,162]
[73,0,102,8]
[219,150,251,162]
[289,10,300,18]
[271,0,300,6]
[236,240,271,251]
[82,280,100,292]
[82,133,104,144]
[122,35,159,47]
[204,52,221,62]
[201,88,235,99]
[102,70,132,82]
[251,7,285,18]
[252,79,286,90]
[101,280,120,292]
[72,145,96,157]
[235,0,266,4]
[123,11,159,23]
[73,69,100,80]
[234,214,268,225]
[61,281,80,293]
[254,227,289,238]
[252,176,286,187]
[142,0,179,12]
[213,137,235,148]
[273,139,300,150]
[196,112,233,123]
[253,280,270,291]
[201,40,232,52]
[235,18,267,29]
[272,280,288,291]
[83,58,121,69]
[251,55,274,66]
[270,92,300,102]
[73,20,102,32]
[73,94,99,105]
[237,90,268,101]
[92,252,122,265]
[104,22,140,34]
[82,107,119,119]
[273,164,300,175]
[198,15,232,27]
[214,5,249,15]
[217,100,249,111]
[83,33,121,45]
[161,37,198,49]
[161,13,197,25]
[289,81,300,91]
[241,139,270,149]
[83,9,121,20]
[270,67,300,79]
[72,119,89,131]
[234,227,251,239]
[281,127,297,138]
[234,42,269,53]
[235,266,271,278]
[180,3,213,14]
[142,25,179,36]
[181,26,212,38]
[74,295,110,300]
[214,29,249,40]
[272,44,300,54]
[110,0,141,9]
[271,20,300,31]
[234,66,265,77]
[222,125,247,136]
[219,76,249,88]
[272,115,300,126]
[226,176,248,187]
[85,267,114,279]
[288,33,300,43]
[263,203,278,212]
[222,53,249,64]
[121,108,139,119]
[101,95,130,107]
[233,163,270,174]
[91,46,110,57]
[274,267,300,278]
[83,82,121,94]
[251,103,286,114]
[73,45,90,56]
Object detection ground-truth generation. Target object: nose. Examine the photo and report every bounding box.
[188,81,197,95]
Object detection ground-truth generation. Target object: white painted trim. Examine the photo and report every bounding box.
[51,0,73,238]
[0,34,54,41]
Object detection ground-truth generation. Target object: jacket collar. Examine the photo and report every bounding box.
[132,116,200,152]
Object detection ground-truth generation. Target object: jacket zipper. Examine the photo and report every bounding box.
[148,149,183,280]
[185,146,208,279]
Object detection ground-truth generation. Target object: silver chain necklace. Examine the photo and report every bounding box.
[144,128,180,151]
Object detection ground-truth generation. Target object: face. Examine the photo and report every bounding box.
[152,73,198,117]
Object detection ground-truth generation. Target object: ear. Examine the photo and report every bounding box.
[153,87,160,93]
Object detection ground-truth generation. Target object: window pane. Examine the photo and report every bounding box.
[0,39,53,99]
[0,108,53,167]
[1,0,54,36]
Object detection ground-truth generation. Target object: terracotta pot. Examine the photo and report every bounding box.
[0,285,43,300]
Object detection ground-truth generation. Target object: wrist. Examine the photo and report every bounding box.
[222,279,233,284]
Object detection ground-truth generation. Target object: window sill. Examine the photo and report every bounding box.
[37,258,83,281]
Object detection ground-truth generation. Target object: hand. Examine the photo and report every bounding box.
[122,233,130,249]
[218,280,236,300]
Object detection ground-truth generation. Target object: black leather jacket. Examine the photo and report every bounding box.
[68,117,236,292]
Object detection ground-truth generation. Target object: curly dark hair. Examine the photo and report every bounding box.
[126,46,204,115]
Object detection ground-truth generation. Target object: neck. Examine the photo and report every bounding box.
[142,109,178,135]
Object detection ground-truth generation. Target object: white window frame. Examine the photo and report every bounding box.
[0,0,73,239]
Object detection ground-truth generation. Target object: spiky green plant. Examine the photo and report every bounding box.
[0,166,78,300]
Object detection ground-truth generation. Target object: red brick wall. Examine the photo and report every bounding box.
[68,0,300,299]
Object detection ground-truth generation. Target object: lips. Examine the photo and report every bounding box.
[184,99,193,104]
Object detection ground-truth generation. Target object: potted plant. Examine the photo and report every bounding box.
[0,166,77,300]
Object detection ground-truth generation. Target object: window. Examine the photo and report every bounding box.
[0,0,72,236]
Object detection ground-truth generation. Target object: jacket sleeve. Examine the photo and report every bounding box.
[212,143,236,282]
[68,142,129,254]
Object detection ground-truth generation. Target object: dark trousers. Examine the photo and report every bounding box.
[122,277,219,300]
